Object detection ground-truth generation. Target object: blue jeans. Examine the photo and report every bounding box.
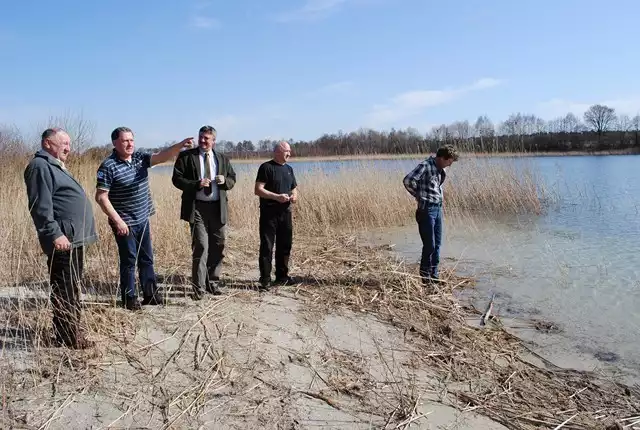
[113,220,157,301]
[416,205,443,281]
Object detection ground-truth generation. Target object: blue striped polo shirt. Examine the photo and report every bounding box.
[96,150,155,226]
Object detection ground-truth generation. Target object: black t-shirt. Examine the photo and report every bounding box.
[256,160,297,209]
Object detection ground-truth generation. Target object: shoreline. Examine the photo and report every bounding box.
[153,148,639,167]
[362,221,640,388]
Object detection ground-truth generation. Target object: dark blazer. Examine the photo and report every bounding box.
[171,148,236,224]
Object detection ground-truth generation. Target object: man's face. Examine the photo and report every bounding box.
[198,132,216,152]
[436,157,455,169]
[44,131,71,162]
[113,131,135,158]
[274,142,291,163]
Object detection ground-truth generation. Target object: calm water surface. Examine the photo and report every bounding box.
[160,155,640,379]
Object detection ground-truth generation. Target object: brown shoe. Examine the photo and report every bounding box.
[73,337,95,349]
[56,335,95,349]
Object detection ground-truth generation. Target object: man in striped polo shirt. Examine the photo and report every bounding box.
[95,126,193,311]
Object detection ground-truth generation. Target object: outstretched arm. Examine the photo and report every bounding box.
[150,137,194,166]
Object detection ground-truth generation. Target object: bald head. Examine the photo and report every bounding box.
[41,128,71,162]
[273,141,291,164]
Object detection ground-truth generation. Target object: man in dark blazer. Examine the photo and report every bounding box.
[172,125,236,299]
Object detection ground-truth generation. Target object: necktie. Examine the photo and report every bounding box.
[204,152,212,196]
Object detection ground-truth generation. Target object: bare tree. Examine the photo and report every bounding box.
[632,115,640,147]
[429,124,448,143]
[584,104,616,142]
[617,114,632,147]
[449,120,471,139]
[562,113,583,133]
[0,124,29,156]
[474,115,495,151]
[35,110,96,154]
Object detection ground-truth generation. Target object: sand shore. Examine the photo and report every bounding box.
[1,231,638,429]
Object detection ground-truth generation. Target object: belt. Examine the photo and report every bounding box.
[418,200,442,209]
[195,199,220,204]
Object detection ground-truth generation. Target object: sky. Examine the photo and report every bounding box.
[2,0,640,148]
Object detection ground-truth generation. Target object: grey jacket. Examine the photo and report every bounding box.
[24,149,98,255]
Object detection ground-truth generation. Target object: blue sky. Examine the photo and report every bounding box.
[2,0,640,148]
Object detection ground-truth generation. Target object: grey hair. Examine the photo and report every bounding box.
[273,140,289,152]
[199,125,217,138]
[41,127,65,146]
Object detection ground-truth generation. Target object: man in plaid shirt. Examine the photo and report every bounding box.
[403,145,459,285]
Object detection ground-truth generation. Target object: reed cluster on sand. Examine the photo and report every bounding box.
[1,154,548,283]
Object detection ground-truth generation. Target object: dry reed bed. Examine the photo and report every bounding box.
[287,235,640,430]
[1,155,548,282]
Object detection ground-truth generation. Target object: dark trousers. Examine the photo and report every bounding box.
[113,220,157,302]
[416,204,443,281]
[47,246,84,346]
[259,207,293,283]
[190,200,226,294]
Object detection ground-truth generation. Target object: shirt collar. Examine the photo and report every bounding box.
[428,156,443,171]
[36,149,66,170]
[111,149,133,163]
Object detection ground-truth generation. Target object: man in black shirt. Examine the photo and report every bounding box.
[254,141,298,291]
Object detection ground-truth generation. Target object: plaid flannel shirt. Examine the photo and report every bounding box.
[403,156,446,207]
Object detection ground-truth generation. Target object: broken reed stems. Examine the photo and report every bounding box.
[289,235,640,429]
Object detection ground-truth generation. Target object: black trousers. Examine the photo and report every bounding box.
[46,246,84,346]
[259,208,293,283]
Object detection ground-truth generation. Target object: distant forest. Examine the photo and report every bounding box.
[2,104,639,159]
[196,104,640,158]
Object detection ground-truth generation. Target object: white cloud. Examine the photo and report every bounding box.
[469,77,502,90]
[272,0,349,22]
[365,78,502,126]
[190,15,221,29]
[537,97,640,119]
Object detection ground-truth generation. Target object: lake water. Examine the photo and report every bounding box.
[159,154,640,382]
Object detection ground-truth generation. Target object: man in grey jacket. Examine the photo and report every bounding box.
[24,128,98,349]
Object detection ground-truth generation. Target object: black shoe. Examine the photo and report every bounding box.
[258,278,271,292]
[273,276,295,286]
[142,295,165,305]
[206,282,223,295]
[190,292,203,301]
[124,297,142,311]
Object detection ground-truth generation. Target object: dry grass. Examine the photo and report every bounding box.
[5,153,636,429]
[1,154,549,282]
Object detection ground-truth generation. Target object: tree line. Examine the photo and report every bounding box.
[2,104,639,160]
[219,104,640,158]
